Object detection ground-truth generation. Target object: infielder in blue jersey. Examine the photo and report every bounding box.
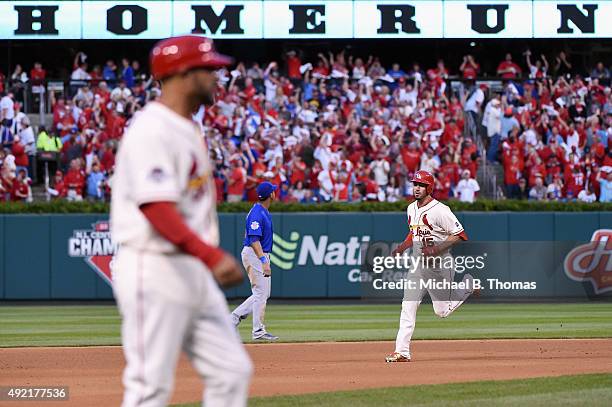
[231,181,279,341]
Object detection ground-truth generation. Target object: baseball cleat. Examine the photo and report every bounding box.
[253,332,279,341]
[385,352,411,363]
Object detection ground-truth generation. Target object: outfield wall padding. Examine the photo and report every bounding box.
[0,212,609,300]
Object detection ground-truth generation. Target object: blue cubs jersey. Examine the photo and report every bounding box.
[243,203,274,253]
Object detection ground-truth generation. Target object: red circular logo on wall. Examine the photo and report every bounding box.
[564,229,612,295]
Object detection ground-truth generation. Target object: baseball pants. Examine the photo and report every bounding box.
[394,264,474,358]
[113,247,253,407]
[232,247,271,337]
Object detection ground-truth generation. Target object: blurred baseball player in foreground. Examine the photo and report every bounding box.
[231,181,279,341]
[111,36,252,406]
[386,170,477,363]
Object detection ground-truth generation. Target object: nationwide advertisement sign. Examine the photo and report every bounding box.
[0,0,610,39]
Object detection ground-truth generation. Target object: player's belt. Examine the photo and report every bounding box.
[242,246,271,255]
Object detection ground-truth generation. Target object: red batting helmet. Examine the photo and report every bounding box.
[150,36,234,80]
[411,170,435,194]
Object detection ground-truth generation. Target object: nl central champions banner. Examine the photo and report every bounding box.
[0,1,610,39]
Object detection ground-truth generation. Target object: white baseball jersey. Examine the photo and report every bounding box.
[111,102,219,252]
[406,198,464,255]
[111,101,252,407]
[393,198,473,361]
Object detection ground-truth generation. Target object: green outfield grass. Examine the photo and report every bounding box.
[0,303,611,347]
[173,373,612,407]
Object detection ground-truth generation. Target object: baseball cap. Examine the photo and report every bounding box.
[150,36,233,81]
[257,181,277,200]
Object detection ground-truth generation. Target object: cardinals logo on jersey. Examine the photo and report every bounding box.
[422,214,434,231]
[187,154,209,200]
[564,229,612,294]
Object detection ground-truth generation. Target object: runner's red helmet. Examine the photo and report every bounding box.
[150,35,233,80]
[411,170,435,194]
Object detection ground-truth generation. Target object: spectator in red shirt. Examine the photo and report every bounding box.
[226,158,246,202]
[57,105,76,136]
[459,55,480,80]
[441,118,461,147]
[528,157,547,187]
[497,53,522,79]
[246,154,266,202]
[504,154,522,199]
[285,50,302,82]
[11,169,29,202]
[434,172,452,201]
[29,64,47,118]
[439,153,460,186]
[289,156,306,186]
[240,77,257,102]
[11,135,29,176]
[546,156,563,184]
[48,170,67,199]
[105,108,126,139]
[363,173,380,201]
[89,65,102,87]
[566,165,586,198]
[100,141,116,172]
[64,159,85,201]
[333,170,351,202]
[30,62,46,86]
[400,142,421,173]
[590,132,607,165]
[460,138,479,177]
[588,163,601,198]
[313,53,330,77]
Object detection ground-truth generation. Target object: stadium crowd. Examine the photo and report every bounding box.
[0,48,610,204]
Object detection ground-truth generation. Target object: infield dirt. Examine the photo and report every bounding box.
[1,339,611,406]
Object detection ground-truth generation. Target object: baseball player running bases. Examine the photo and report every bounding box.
[386,170,478,363]
[111,36,252,407]
[232,182,279,341]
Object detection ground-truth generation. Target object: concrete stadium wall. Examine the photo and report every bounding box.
[0,212,610,300]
